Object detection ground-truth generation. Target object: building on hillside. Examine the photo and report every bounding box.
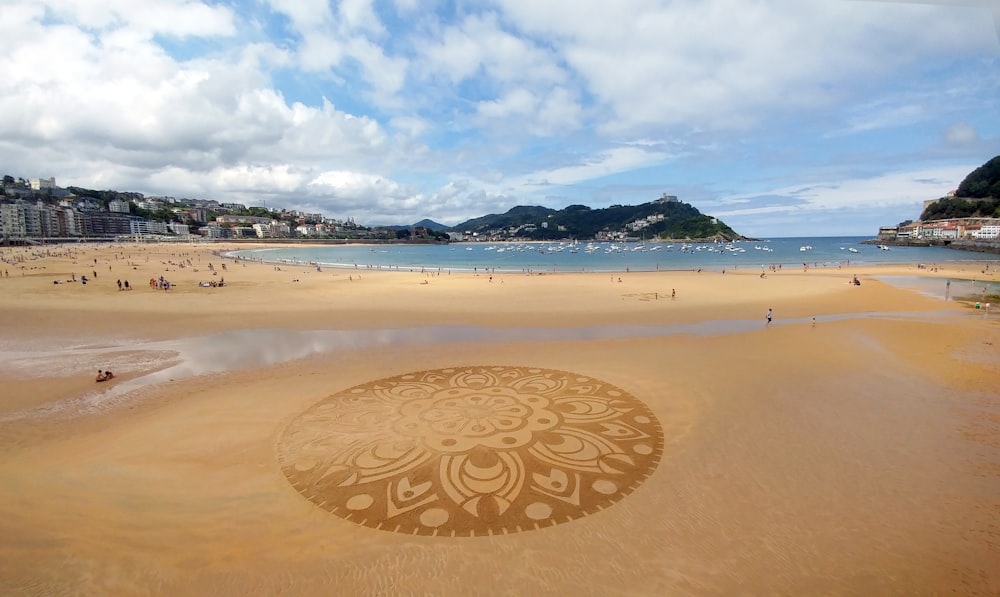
[202,223,231,239]
[135,198,163,211]
[252,223,271,238]
[270,220,290,237]
[896,223,918,239]
[913,217,1000,240]
[4,186,33,199]
[29,177,55,191]
[216,214,272,225]
[877,226,898,240]
[108,199,131,213]
[184,208,208,223]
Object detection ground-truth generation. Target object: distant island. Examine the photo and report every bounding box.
[449,194,746,242]
[870,155,1000,254]
[1,174,745,244]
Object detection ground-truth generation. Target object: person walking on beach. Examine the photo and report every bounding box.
[766,308,773,326]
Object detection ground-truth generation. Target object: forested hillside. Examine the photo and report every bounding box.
[453,198,744,241]
[921,155,1000,220]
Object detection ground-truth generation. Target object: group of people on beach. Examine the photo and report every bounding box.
[150,276,171,290]
[95,369,115,382]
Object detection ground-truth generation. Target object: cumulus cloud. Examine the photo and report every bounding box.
[944,122,981,146]
[0,0,997,231]
[43,0,237,37]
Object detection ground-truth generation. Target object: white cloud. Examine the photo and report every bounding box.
[264,0,333,32]
[41,0,236,37]
[496,0,994,136]
[0,0,997,233]
[944,122,981,146]
[511,146,670,187]
[338,0,385,36]
[415,13,567,86]
[715,165,974,218]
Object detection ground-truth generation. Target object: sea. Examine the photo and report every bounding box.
[225,236,998,274]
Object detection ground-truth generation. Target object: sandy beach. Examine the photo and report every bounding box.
[0,242,998,595]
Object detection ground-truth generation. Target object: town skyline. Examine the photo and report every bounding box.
[8,175,1000,248]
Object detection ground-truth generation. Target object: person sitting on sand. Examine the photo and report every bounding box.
[96,369,107,382]
[104,370,114,380]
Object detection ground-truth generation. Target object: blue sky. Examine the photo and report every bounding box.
[1,0,998,237]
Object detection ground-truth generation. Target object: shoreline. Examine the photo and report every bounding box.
[218,247,1000,276]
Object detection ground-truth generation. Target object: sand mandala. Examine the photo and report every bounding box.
[277,366,663,536]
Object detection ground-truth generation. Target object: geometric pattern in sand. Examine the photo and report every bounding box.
[277,366,663,536]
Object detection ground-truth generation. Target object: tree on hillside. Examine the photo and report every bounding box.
[956,155,1000,199]
[246,207,273,218]
[922,196,1000,220]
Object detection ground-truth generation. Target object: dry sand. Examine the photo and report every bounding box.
[0,242,997,596]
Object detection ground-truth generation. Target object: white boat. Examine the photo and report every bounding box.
[848,247,860,253]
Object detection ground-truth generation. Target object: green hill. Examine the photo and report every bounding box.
[956,155,1000,199]
[452,197,745,241]
[921,155,1000,220]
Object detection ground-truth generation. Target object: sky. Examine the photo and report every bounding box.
[1,0,999,238]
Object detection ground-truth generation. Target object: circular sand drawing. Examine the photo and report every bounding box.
[277,366,663,536]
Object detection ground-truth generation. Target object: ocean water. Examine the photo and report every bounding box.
[226,236,997,273]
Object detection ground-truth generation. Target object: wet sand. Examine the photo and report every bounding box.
[0,243,997,595]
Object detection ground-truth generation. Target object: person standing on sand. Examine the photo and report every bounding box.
[766,308,773,326]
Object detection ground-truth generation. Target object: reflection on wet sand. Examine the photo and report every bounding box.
[0,309,966,421]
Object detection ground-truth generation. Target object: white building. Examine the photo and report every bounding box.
[29,177,55,191]
[252,223,271,238]
[108,199,131,213]
[975,223,1000,239]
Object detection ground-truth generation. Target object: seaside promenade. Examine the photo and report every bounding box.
[0,242,997,595]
